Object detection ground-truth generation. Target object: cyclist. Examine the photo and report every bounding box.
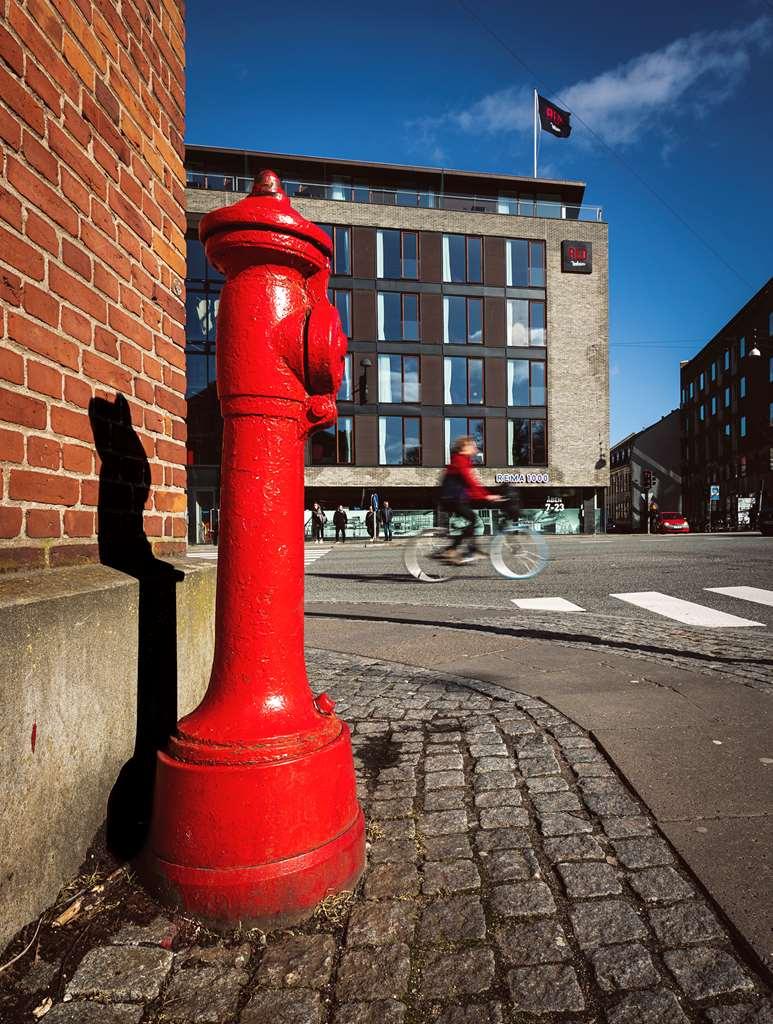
[439,436,503,564]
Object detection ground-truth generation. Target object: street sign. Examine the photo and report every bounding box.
[710,484,720,501]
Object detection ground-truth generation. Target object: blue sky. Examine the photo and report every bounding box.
[185,1,772,443]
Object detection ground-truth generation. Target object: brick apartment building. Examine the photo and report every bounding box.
[680,279,773,527]
[184,147,610,540]
[608,411,682,531]
[0,0,187,572]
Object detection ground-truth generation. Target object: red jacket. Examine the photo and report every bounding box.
[445,452,492,502]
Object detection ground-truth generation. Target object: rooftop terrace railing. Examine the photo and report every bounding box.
[186,172,604,222]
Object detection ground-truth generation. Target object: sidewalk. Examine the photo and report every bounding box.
[1,642,770,1022]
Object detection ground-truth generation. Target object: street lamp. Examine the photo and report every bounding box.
[352,357,372,404]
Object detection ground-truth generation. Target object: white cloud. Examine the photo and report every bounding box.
[409,16,771,153]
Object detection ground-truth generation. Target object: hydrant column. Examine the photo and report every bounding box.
[142,172,365,927]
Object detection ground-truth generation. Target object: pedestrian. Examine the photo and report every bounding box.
[311,502,327,543]
[380,500,393,542]
[370,492,380,540]
[333,505,348,543]
[365,508,375,540]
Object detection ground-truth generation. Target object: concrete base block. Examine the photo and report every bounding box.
[0,559,217,950]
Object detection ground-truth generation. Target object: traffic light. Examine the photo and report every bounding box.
[642,469,653,488]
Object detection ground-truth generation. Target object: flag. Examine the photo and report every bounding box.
[537,95,572,138]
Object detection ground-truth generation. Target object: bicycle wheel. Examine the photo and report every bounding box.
[404,529,466,582]
[490,526,548,580]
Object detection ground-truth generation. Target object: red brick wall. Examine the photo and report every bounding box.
[0,0,186,572]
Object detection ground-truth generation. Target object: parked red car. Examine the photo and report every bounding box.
[656,512,690,534]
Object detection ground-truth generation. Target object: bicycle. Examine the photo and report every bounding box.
[404,488,549,583]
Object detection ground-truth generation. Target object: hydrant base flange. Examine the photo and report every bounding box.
[142,725,365,928]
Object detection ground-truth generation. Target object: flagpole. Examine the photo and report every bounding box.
[533,89,538,178]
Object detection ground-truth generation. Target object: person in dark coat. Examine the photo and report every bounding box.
[380,501,394,542]
[333,505,348,543]
[311,502,327,543]
[365,509,375,540]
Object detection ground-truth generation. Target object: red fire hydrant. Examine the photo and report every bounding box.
[143,171,365,926]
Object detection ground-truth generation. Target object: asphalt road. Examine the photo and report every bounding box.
[305,533,773,629]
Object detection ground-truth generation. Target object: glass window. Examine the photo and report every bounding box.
[186,238,207,281]
[508,418,546,465]
[376,229,417,279]
[724,386,731,408]
[711,395,717,415]
[724,423,732,437]
[378,355,420,403]
[378,292,420,341]
[770,401,773,426]
[379,416,421,465]
[442,234,482,283]
[506,239,545,287]
[310,417,353,464]
[740,415,747,437]
[689,381,694,399]
[681,387,686,406]
[331,289,351,337]
[338,354,352,401]
[724,349,730,370]
[769,355,773,383]
[699,371,705,390]
[444,357,483,405]
[185,291,219,344]
[445,417,485,463]
[318,224,351,275]
[507,359,528,405]
[739,336,746,358]
[699,404,705,421]
[710,361,716,381]
[740,376,746,398]
[507,299,545,347]
[530,360,546,405]
[186,353,216,399]
[444,297,483,344]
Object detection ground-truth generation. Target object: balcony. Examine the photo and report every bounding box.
[186,172,604,222]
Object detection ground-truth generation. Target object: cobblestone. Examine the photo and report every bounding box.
[6,651,770,1024]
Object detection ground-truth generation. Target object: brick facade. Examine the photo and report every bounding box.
[0,0,186,572]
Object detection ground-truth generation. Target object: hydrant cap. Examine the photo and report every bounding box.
[198,169,333,263]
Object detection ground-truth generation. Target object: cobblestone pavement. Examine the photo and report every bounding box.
[3,651,771,1024]
[310,604,773,695]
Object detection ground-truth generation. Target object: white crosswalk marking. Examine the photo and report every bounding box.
[610,591,765,627]
[705,586,773,608]
[304,547,331,566]
[512,597,585,612]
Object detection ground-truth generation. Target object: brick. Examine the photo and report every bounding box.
[144,513,163,536]
[7,313,79,369]
[26,509,61,537]
[50,542,99,567]
[48,122,105,196]
[0,269,22,307]
[0,186,23,230]
[7,156,78,234]
[62,31,94,89]
[0,105,22,149]
[63,100,91,146]
[62,443,92,472]
[155,438,185,464]
[10,469,79,505]
[80,222,130,279]
[154,489,185,512]
[155,385,185,418]
[51,405,92,442]
[25,60,63,114]
[0,505,24,538]
[0,65,45,135]
[23,283,59,327]
[94,264,119,301]
[119,282,142,316]
[108,304,151,349]
[108,183,152,244]
[80,478,99,505]
[28,435,62,472]
[22,130,59,184]
[0,349,24,385]
[143,353,162,381]
[62,238,93,281]
[61,167,91,217]
[82,350,132,391]
[92,134,119,181]
[61,306,91,345]
[0,386,47,428]
[163,366,185,394]
[0,427,25,462]
[133,377,153,403]
[27,0,65,48]
[25,211,59,256]
[64,509,94,536]
[9,3,57,70]
[94,327,118,357]
[0,225,45,280]
[28,360,63,399]
[0,546,47,572]
[49,265,107,323]
[120,340,142,371]
[0,24,24,75]
[90,197,117,238]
